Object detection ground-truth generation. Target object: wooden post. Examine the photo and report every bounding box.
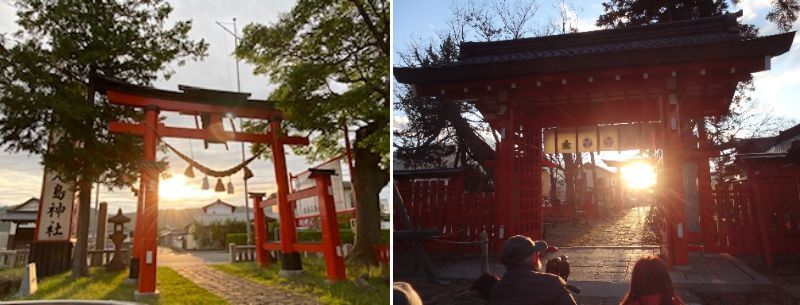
[130,178,144,279]
[480,230,489,275]
[249,192,270,267]
[697,122,715,251]
[91,202,108,266]
[137,105,160,295]
[750,180,774,268]
[661,82,688,266]
[270,118,301,273]
[310,169,346,281]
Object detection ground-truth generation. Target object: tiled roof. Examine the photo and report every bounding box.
[394,11,795,84]
[455,10,747,64]
[736,123,800,158]
[201,199,236,212]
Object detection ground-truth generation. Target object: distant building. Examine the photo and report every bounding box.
[160,224,195,250]
[196,199,255,225]
[579,163,620,207]
[0,197,39,249]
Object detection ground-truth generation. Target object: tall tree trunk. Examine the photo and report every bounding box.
[71,173,92,278]
[72,80,95,279]
[563,153,581,217]
[347,122,389,266]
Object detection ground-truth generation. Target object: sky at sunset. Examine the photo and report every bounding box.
[392,0,800,163]
[0,0,387,212]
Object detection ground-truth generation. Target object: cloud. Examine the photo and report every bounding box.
[737,0,773,24]
[0,1,387,212]
[392,115,409,131]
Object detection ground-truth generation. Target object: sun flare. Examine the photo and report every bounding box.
[620,162,657,189]
[158,175,213,202]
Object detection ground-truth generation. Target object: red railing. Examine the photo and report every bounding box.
[707,184,758,254]
[373,244,389,265]
[703,177,800,267]
[750,178,800,254]
[395,179,501,253]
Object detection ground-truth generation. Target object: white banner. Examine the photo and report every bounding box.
[36,171,76,241]
[544,123,659,154]
[577,127,598,152]
[598,125,619,151]
[556,128,577,154]
[543,129,557,154]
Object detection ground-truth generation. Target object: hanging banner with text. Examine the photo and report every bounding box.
[36,170,76,241]
[543,123,659,154]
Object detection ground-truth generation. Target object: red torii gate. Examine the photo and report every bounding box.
[394,12,794,266]
[92,75,346,296]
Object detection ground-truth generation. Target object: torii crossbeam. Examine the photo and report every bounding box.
[94,75,308,296]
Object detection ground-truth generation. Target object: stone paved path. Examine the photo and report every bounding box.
[171,264,320,305]
[546,205,658,246]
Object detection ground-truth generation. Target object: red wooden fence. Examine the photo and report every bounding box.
[751,178,800,254]
[706,184,758,254]
[395,179,501,253]
[704,178,800,263]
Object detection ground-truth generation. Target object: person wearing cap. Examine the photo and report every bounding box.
[490,235,577,305]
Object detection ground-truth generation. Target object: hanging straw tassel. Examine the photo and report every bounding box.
[215,178,225,192]
[243,167,254,180]
[227,179,234,194]
[201,176,210,190]
[183,165,195,178]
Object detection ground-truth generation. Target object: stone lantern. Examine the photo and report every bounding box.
[106,208,131,271]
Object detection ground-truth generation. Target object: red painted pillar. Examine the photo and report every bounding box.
[270,118,302,272]
[250,192,270,267]
[661,86,688,266]
[137,105,160,294]
[310,169,346,281]
[494,108,513,253]
[697,122,715,251]
[750,178,774,267]
[131,177,144,269]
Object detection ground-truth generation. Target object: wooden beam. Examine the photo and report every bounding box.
[108,121,309,145]
[259,186,317,208]
[107,90,283,120]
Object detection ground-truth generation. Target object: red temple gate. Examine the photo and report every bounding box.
[394,12,794,266]
[95,74,346,295]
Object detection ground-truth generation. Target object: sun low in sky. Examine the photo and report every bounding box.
[158,175,219,206]
[621,161,657,189]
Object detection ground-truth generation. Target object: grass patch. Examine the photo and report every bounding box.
[7,267,227,305]
[0,267,24,281]
[214,257,389,305]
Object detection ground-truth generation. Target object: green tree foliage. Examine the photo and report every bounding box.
[596,0,797,182]
[395,36,497,191]
[0,0,207,278]
[235,0,388,265]
[394,0,582,192]
[192,220,247,249]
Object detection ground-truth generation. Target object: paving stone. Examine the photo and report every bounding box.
[171,264,320,305]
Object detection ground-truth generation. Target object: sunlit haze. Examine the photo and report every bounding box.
[158,175,218,203]
[621,162,657,189]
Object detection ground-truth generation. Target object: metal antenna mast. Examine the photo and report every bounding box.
[216,18,252,244]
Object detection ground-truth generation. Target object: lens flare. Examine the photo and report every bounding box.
[621,162,656,189]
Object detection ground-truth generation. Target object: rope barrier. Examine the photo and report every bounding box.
[431,239,488,245]
[140,119,259,178]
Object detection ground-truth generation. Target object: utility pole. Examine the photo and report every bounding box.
[216,18,252,244]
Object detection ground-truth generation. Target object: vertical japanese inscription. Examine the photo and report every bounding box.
[36,171,75,241]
